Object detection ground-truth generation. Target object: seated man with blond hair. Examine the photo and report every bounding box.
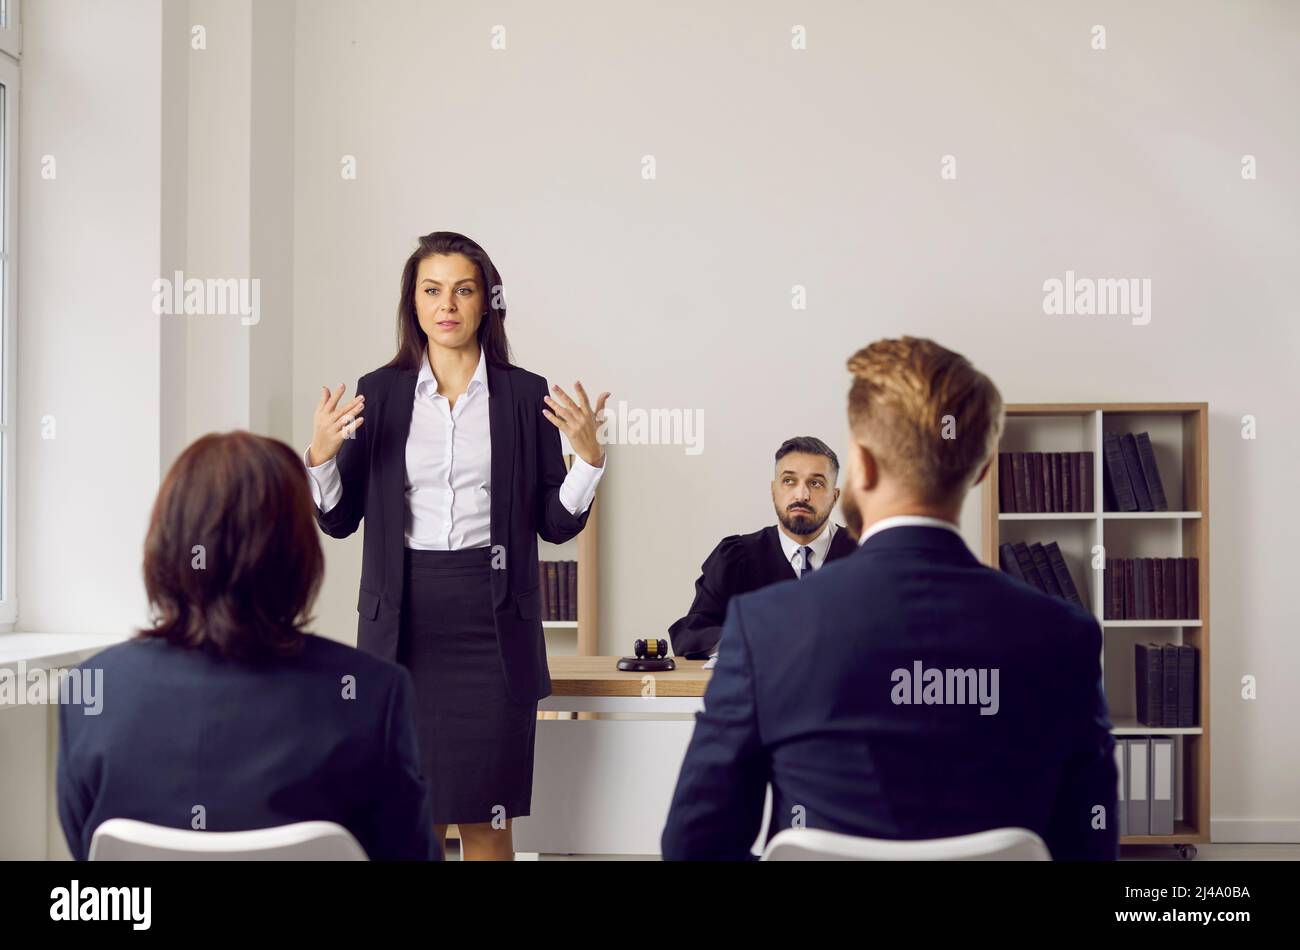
[661,337,1117,861]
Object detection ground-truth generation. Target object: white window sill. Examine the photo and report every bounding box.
[0,631,129,678]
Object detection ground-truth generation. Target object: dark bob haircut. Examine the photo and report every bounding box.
[385,230,513,371]
[138,431,324,660]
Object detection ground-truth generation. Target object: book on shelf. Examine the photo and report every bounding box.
[997,451,1095,513]
[1134,644,1163,726]
[1044,454,1058,511]
[1120,434,1153,512]
[1003,543,1034,587]
[1044,541,1083,607]
[1161,643,1179,726]
[1060,453,1072,512]
[1028,543,1062,598]
[557,561,569,621]
[1011,453,1029,512]
[546,561,556,621]
[1000,538,1083,608]
[1134,642,1198,727]
[1135,433,1170,511]
[1103,558,1200,620]
[539,560,580,622]
[1153,559,1165,619]
[998,454,1014,513]
[998,543,1024,582]
[1103,433,1137,512]
[1078,451,1094,512]
[1177,644,1198,727]
[1162,558,1178,619]
[1104,430,1172,512]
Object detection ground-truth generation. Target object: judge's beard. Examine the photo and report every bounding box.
[778,506,830,538]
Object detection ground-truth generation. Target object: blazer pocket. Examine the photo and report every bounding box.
[357,587,380,621]
[514,586,542,620]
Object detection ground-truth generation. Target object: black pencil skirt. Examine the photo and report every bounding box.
[398,546,538,825]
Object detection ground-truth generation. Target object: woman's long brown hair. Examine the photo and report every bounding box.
[384,231,513,370]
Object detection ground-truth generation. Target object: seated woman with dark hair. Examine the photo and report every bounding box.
[56,432,436,860]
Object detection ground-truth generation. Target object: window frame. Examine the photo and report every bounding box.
[0,0,18,60]
[0,38,17,628]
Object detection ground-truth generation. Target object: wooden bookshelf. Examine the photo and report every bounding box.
[982,403,1209,858]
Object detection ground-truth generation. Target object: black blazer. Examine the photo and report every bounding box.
[57,636,437,861]
[662,526,1117,861]
[668,524,857,659]
[315,361,591,704]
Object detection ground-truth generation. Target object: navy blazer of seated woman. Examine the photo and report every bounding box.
[314,359,587,704]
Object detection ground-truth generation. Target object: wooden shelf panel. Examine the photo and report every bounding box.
[998,512,1096,520]
[1007,403,1207,415]
[1103,511,1201,520]
[1121,821,1206,845]
[987,402,1210,842]
[1103,620,1201,628]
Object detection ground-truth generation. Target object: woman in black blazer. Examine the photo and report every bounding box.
[306,231,608,860]
[59,432,436,861]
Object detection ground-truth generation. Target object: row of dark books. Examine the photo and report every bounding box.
[997,451,1094,513]
[1104,557,1199,620]
[998,541,1083,608]
[1134,643,1198,727]
[1103,431,1171,512]
[541,560,578,621]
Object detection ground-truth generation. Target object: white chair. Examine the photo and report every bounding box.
[761,826,1051,861]
[88,819,369,861]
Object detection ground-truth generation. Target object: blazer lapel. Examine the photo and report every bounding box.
[382,368,419,578]
[487,363,515,608]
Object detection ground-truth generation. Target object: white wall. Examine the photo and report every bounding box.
[17,0,163,636]
[291,0,1300,839]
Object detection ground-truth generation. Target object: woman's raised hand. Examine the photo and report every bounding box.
[543,381,609,468]
[309,384,365,466]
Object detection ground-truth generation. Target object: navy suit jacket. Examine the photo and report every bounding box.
[661,525,1118,861]
[57,635,437,861]
[315,360,591,703]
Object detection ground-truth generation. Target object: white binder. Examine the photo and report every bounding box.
[1127,738,1150,836]
[1115,739,1128,836]
[1150,736,1175,835]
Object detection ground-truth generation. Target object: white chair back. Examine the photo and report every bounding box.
[762,826,1051,861]
[88,819,368,861]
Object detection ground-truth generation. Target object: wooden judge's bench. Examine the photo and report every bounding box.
[513,657,727,857]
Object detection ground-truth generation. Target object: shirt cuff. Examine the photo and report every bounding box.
[558,453,606,516]
[304,444,343,514]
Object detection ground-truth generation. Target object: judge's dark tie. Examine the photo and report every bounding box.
[799,545,816,577]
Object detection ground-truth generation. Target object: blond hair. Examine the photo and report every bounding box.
[846,337,1004,501]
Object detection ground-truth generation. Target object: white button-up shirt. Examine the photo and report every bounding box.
[776,520,837,576]
[306,347,605,550]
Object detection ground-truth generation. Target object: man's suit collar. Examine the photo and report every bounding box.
[854,522,978,564]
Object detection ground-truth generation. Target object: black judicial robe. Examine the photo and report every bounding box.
[667,524,856,659]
